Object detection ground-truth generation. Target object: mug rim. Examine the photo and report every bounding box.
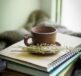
[31,26,57,35]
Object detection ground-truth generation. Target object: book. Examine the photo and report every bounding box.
[59,63,74,76]
[5,51,80,76]
[0,33,81,73]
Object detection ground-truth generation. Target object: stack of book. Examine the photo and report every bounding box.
[0,33,81,76]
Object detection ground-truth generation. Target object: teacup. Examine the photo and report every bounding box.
[24,25,57,46]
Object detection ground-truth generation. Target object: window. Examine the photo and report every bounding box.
[61,0,81,32]
[51,0,62,24]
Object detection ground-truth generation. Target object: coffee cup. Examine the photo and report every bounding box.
[24,25,57,46]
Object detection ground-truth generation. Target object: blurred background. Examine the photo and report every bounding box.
[0,0,81,33]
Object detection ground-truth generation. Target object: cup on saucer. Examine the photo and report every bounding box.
[24,25,59,46]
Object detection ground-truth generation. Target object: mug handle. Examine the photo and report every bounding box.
[24,34,32,46]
